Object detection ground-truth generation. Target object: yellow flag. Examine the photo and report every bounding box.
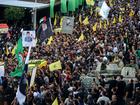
[95,7,100,17]
[104,21,107,29]
[113,17,116,24]
[120,8,125,11]
[99,20,102,29]
[83,17,89,25]
[91,0,95,6]
[54,17,57,26]
[11,44,17,55]
[38,60,47,68]
[90,8,93,15]
[96,7,101,11]
[86,0,95,6]
[6,46,9,55]
[54,28,62,34]
[52,98,58,105]
[78,33,84,42]
[107,20,109,26]
[109,0,113,6]
[79,15,82,24]
[119,15,123,23]
[129,9,134,17]
[60,17,64,26]
[47,36,53,45]
[49,60,62,71]
[92,23,97,32]
[28,64,36,70]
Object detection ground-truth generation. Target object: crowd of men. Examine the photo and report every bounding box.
[0,0,140,105]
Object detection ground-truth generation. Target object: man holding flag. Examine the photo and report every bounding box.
[16,46,32,105]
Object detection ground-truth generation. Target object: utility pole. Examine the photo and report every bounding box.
[33,0,37,30]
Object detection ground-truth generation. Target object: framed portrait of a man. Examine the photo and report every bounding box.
[22,31,36,47]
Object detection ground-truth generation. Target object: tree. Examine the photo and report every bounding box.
[4,6,25,21]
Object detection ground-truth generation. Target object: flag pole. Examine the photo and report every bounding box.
[25,46,32,64]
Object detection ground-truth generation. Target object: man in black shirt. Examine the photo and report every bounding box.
[125,79,134,104]
[116,75,126,100]
[106,76,118,99]
[135,80,140,90]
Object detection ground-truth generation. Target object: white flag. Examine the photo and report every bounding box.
[99,1,111,19]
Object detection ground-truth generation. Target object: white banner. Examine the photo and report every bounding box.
[22,31,36,47]
[99,1,111,19]
[30,67,37,87]
[0,62,4,77]
[121,67,136,78]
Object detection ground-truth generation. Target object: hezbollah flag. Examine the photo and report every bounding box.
[47,36,53,45]
[78,33,84,42]
[54,15,57,26]
[52,98,58,105]
[38,60,47,69]
[92,23,97,32]
[129,9,134,17]
[6,45,9,55]
[60,17,64,27]
[49,60,62,71]
[86,0,95,6]
[99,20,102,29]
[11,44,17,56]
[119,15,123,23]
[83,17,89,25]
[112,17,116,24]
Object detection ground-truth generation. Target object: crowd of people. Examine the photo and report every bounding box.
[0,0,140,105]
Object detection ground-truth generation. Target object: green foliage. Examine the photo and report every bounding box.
[4,6,25,21]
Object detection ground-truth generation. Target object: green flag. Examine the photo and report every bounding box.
[50,0,55,18]
[10,66,24,77]
[15,37,23,55]
[68,0,75,11]
[75,0,79,9]
[79,0,83,5]
[15,37,23,65]
[10,37,24,77]
[61,0,67,13]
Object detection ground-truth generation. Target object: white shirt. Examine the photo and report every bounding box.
[113,47,118,53]
[97,95,110,105]
[103,56,108,62]
[123,43,126,52]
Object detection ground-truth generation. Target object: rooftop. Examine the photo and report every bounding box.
[0,0,49,8]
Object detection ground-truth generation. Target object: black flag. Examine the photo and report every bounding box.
[37,18,53,43]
